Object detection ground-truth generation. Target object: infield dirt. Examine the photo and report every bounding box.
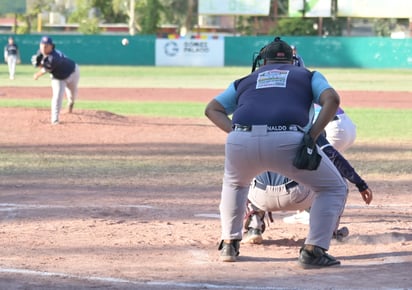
[0,88,411,289]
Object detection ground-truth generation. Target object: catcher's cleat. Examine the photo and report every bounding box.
[298,246,341,269]
[242,228,263,244]
[68,103,74,114]
[283,210,310,225]
[218,240,240,262]
[244,200,266,233]
[332,226,349,241]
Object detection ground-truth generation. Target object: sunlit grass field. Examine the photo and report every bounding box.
[2,65,412,91]
[1,65,411,142]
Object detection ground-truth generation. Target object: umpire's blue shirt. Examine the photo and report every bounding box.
[215,65,332,128]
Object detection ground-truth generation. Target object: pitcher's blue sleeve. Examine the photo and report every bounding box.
[214,82,237,115]
[317,135,368,191]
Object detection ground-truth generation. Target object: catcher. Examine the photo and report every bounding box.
[32,36,80,125]
[243,133,373,244]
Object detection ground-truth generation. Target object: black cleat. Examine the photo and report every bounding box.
[298,246,341,269]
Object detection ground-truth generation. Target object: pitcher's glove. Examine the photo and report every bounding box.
[31,53,43,67]
[293,132,322,170]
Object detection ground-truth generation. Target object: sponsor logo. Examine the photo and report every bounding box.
[183,41,209,53]
[164,41,179,56]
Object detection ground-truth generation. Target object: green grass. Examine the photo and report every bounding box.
[3,65,412,91]
[345,108,412,142]
[0,98,411,142]
[0,99,206,118]
[1,65,411,142]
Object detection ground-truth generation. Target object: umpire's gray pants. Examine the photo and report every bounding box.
[220,125,347,250]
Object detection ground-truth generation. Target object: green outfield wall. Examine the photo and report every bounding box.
[1,34,156,66]
[225,36,412,68]
[1,34,411,68]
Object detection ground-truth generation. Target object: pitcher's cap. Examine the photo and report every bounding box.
[40,36,53,45]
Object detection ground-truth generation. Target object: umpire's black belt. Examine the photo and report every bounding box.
[255,180,299,191]
[232,124,301,132]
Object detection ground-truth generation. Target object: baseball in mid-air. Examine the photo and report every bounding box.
[121,38,129,46]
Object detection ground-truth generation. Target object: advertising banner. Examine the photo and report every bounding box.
[155,38,224,67]
[289,0,332,17]
[198,0,271,15]
[338,0,412,18]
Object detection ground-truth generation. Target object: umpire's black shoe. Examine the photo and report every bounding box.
[298,245,341,269]
[218,240,240,262]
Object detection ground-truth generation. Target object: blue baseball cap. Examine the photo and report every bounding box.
[40,36,53,45]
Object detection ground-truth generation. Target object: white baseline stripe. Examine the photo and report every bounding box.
[345,204,412,210]
[194,213,220,219]
[0,203,154,211]
[0,267,288,290]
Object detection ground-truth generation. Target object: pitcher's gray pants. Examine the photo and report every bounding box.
[51,64,80,123]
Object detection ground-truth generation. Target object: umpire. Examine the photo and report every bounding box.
[205,37,348,268]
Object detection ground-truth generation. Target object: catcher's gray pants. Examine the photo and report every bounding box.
[220,125,347,250]
[247,180,348,232]
[51,64,80,123]
[248,181,314,213]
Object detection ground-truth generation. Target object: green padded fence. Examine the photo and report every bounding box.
[224,36,412,68]
[1,34,411,68]
[1,34,155,66]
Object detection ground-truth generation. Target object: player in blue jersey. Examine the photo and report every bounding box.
[205,37,350,268]
[4,36,20,80]
[33,36,80,125]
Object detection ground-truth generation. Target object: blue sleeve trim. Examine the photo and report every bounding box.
[311,71,332,103]
[214,82,237,115]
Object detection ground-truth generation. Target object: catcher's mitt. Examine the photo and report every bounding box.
[293,132,322,170]
[31,53,43,67]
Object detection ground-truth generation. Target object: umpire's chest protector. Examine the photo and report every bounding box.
[232,64,314,127]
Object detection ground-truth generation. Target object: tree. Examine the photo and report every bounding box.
[269,18,317,36]
[373,18,408,37]
[111,0,138,35]
[138,0,161,34]
[160,0,197,34]
[235,0,290,36]
[91,0,128,23]
[16,0,53,34]
[68,0,101,34]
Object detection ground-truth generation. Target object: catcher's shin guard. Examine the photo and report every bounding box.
[244,200,266,233]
